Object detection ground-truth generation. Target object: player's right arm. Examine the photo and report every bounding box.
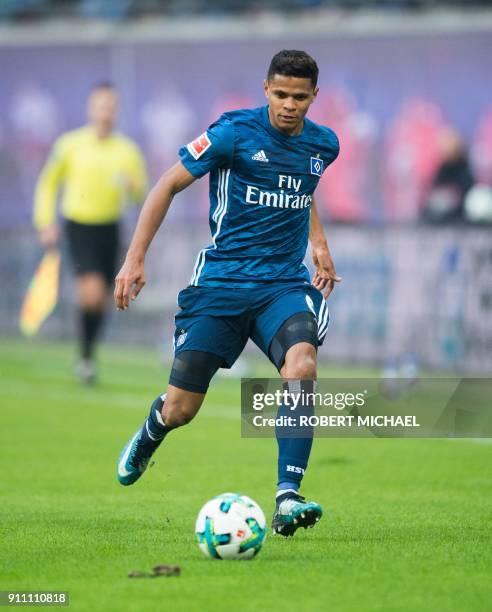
[114,161,195,311]
[33,137,68,248]
[115,115,234,311]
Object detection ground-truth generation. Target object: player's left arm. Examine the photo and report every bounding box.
[309,196,341,299]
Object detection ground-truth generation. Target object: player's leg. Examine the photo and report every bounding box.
[117,379,214,486]
[251,287,329,536]
[269,315,323,535]
[117,303,248,486]
[277,340,317,495]
[273,339,323,535]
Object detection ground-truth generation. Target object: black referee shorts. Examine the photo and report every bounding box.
[65,219,119,287]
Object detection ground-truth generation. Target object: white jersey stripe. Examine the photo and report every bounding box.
[192,169,226,285]
[318,300,329,340]
[190,248,205,285]
[317,300,329,339]
[318,299,328,338]
[215,169,230,241]
[318,302,329,338]
[316,298,325,324]
[193,251,207,286]
[319,325,329,342]
[194,168,230,286]
[212,169,225,223]
[218,168,227,220]
[215,169,225,223]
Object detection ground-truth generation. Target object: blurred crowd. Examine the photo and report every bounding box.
[1,5,492,227]
[311,93,492,225]
[1,79,492,226]
[1,0,492,21]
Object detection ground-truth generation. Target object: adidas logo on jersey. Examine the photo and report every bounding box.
[252,150,269,162]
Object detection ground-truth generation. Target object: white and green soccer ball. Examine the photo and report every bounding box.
[195,493,267,560]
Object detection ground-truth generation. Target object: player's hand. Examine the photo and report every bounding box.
[38,225,59,249]
[114,256,146,311]
[312,247,341,300]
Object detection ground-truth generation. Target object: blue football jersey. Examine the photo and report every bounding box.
[179,105,339,288]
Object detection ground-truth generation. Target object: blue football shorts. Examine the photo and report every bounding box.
[172,281,329,369]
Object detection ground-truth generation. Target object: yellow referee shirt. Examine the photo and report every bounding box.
[34,127,148,230]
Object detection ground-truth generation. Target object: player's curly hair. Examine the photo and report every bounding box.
[267,50,319,88]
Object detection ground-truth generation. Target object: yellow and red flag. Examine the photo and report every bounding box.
[19,249,61,337]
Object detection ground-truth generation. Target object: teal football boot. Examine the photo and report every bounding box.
[117,396,167,486]
[272,494,322,537]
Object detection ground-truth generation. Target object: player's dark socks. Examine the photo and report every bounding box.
[140,394,173,445]
[80,309,104,359]
[275,489,301,508]
[276,380,315,499]
[118,394,173,484]
[277,479,300,504]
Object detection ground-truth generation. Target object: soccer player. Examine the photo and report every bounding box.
[33,83,148,384]
[115,50,340,536]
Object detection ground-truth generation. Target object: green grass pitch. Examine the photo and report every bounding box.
[1,340,491,611]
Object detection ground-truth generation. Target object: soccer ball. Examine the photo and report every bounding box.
[195,493,267,560]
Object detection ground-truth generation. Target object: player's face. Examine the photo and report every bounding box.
[264,75,318,135]
[87,88,119,131]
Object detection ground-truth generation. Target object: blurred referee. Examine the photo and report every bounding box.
[33,82,148,383]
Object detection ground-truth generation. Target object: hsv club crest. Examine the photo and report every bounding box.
[310,156,324,177]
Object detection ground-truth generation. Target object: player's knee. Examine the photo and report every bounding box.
[282,347,317,379]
